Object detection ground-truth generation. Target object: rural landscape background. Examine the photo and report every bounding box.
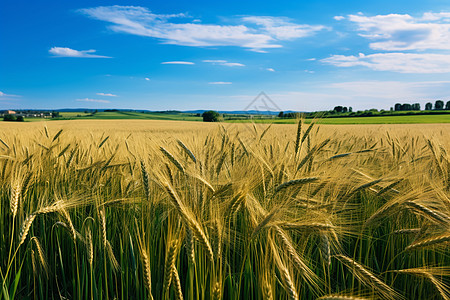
[1,0,450,299]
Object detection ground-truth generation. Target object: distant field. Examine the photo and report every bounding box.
[59,111,202,121]
[21,111,450,124]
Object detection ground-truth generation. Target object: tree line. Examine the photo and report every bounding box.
[394,100,450,111]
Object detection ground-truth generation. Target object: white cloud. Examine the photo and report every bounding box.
[79,6,325,51]
[96,93,117,97]
[145,78,150,81]
[241,16,326,40]
[266,68,275,72]
[76,98,111,103]
[161,61,195,65]
[0,91,20,98]
[49,47,111,58]
[322,52,450,73]
[421,12,450,21]
[346,12,450,51]
[208,82,232,84]
[203,60,245,67]
[334,16,345,21]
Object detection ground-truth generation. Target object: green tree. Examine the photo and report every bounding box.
[202,110,220,122]
[435,100,444,110]
[333,106,343,113]
[446,101,450,110]
[16,116,24,122]
[3,114,16,121]
[401,103,412,111]
[425,102,433,110]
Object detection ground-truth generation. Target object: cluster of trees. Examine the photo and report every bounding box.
[394,103,421,111]
[3,114,24,122]
[424,100,450,110]
[333,106,353,113]
[395,100,450,111]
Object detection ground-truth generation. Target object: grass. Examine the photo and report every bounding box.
[0,120,449,299]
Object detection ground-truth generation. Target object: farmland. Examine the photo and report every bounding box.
[11,110,446,124]
[0,120,449,299]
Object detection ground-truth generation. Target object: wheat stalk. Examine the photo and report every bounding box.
[141,249,154,300]
[161,147,185,174]
[405,233,450,250]
[188,218,214,264]
[18,214,37,247]
[171,264,184,300]
[86,228,93,266]
[140,160,149,200]
[164,241,178,295]
[392,228,420,235]
[274,177,319,194]
[270,239,298,300]
[31,236,48,276]
[61,209,77,241]
[10,181,20,218]
[274,226,320,291]
[405,201,450,225]
[99,210,107,247]
[177,139,197,163]
[185,226,195,265]
[212,282,221,300]
[320,233,331,266]
[335,254,397,299]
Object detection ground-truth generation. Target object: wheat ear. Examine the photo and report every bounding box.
[160,147,185,174]
[164,241,178,295]
[405,233,450,250]
[10,181,20,218]
[171,265,184,300]
[141,249,154,300]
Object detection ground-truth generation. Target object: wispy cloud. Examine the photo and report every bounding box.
[266,68,275,72]
[76,98,111,103]
[161,61,195,65]
[203,60,245,67]
[79,6,325,51]
[334,16,345,21]
[49,47,111,58]
[96,93,117,97]
[0,91,20,98]
[242,16,326,40]
[343,12,450,51]
[145,78,151,81]
[208,82,232,85]
[322,52,450,73]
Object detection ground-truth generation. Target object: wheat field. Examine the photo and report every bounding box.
[1,120,449,299]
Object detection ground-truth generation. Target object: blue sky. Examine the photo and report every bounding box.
[1,0,450,111]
